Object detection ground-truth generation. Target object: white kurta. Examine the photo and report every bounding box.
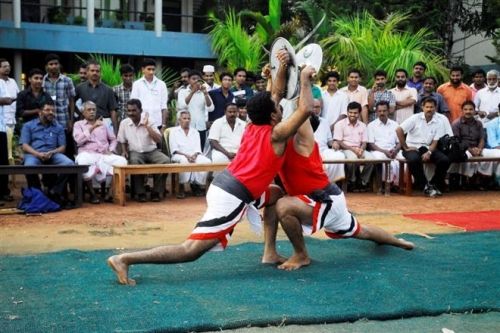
[169,126,211,185]
[367,118,400,184]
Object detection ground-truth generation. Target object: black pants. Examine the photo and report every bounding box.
[198,130,207,152]
[403,149,450,191]
[0,132,10,197]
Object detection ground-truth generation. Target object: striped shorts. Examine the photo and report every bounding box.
[296,191,361,239]
[188,184,269,251]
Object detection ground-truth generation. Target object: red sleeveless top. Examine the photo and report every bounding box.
[279,140,330,196]
[228,124,285,199]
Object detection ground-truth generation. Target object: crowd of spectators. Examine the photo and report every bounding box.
[0,55,499,207]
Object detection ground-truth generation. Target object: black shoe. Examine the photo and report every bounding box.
[63,200,76,210]
[151,192,161,202]
[136,194,147,202]
[89,195,100,204]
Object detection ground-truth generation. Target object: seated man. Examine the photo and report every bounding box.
[73,101,127,203]
[169,110,212,198]
[236,99,250,123]
[367,101,400,191]
[450,101,500,188]
[208,103,246,164]
[333,101,374,191]
[117,99,170,202]
[311,98,345,183]
[20,100,74,205]
[396,97,450,197]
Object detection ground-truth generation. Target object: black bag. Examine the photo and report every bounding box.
[437,135,468,162]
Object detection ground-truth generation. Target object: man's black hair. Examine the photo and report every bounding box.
[188,70,202,79]
[375,100,390,110]
[45,53,60,64]
[373,69,387,78]
[120,64,134,75]
[421,96,437,106]
[141,58,156,68]
[347,101,362,112]
[246,92,275,125]
[233,67,247,76]
[395,68,409,77]
[219,72,233,81]
[28,68,44,77]
[127,98,142,110]
[413,61,427,70]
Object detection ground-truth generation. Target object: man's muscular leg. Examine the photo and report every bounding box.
[275,196,313,270]
[107,238,219,285]
[262,185,287,264]
[355,224,414,250]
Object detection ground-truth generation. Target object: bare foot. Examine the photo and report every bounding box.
[261,253,287,265]
[277,254,311,271]
[107,255,136,286]
[397,238,415,250]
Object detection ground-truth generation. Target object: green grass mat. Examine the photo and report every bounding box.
[1,232,499,332]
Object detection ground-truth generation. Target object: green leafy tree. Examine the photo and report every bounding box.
[320,12,449,85]
[295,0,500,65]
[208,9,265,72]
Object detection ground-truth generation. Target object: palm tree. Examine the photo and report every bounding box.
[320,11,449,85]
[208,8,264,72]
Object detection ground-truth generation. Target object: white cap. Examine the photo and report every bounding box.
[203,65,215,73]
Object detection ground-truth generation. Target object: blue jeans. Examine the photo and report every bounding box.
[24,153,74,195]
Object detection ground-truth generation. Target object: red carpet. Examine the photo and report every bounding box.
[404,210,500,231]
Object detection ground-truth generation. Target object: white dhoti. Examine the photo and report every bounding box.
[320,149,345,182]
[172,154,212,185]
[211,150,232,178]
[449,149,500,177]
[370,150,399,184]
[75,152,128,183]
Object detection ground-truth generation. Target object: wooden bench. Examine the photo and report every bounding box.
[113,163,229,206]
[323,158,392,195]
[397,156,500,195]
[0,165,89,207]
[113,158,393,205]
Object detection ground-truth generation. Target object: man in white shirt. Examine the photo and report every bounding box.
[169,110,211,198]
[311,99,345,182]
[390,69,417,124]
[130,58,169,131]
[208,103,245,164]
[474,70,500,125]
[202,65,220,91]
[177,70,214,150]
[367,101,401,190]
[0,71,13,202]
[0,59,19,129]
[340,69,369,123]
[117,99,170,202]
[0,59,20,167]
[321,71,348,131]
[396,97,450,197]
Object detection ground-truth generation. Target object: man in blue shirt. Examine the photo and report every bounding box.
[208,72,234,124]
[415,77,449,115]
[20,99,74,202]
[407,61,427,93]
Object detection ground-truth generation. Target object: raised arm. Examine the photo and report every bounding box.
[271,66,316,155]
